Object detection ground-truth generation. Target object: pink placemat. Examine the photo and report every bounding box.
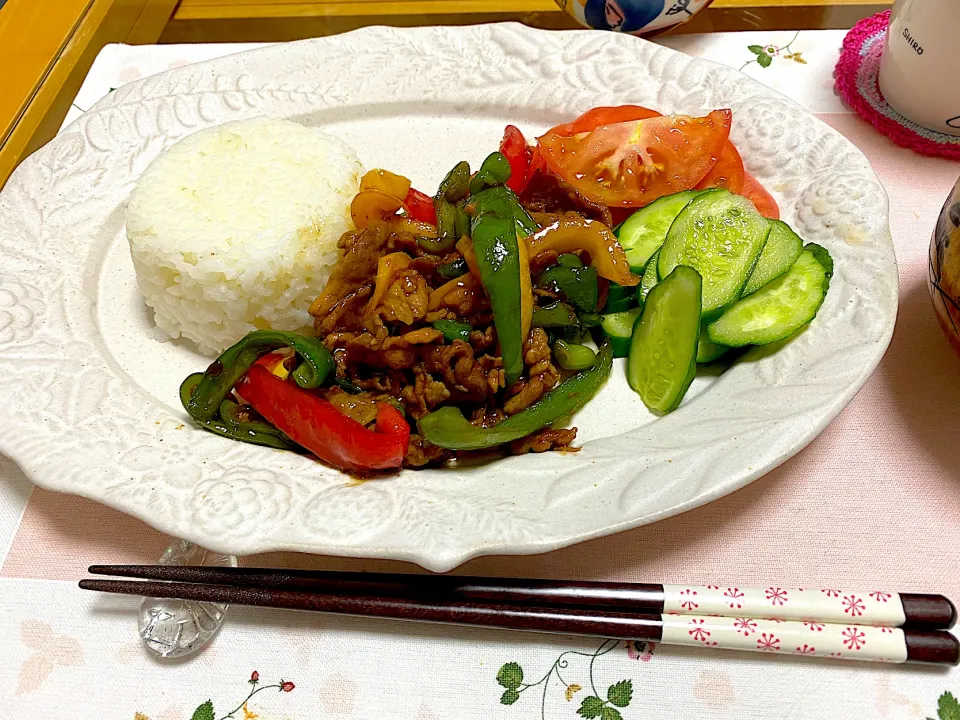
[835,10,960,160]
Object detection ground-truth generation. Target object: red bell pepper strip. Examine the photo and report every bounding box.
[237,365,410,472]
[499,125,532,194]
[527,145,547,182]
[403,187,437,225]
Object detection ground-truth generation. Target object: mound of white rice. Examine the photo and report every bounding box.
[126,117,362,355]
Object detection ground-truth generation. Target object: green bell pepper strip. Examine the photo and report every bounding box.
[332,376,364,395]
[183,330,335,422]
[532,301,579,328]
[553,340,596,370]
[428,161,472,253]
[557,253,583,268]
[469,152,512,195]
[469,188,533,387]
[602,283,638,313]
[468,186,538,237]
[535,263,599,312]
[218,398,298,448]
[472,213,524,386]
[437,257,468,279]
[433,319,472,342]
[437,160,471,203]
[179,373,297,450]
[560,326,587,345]
[454,206,471,240]
[418,341,613,450]
[423,203,460,255]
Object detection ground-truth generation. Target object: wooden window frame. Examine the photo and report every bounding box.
[0,0,178,188]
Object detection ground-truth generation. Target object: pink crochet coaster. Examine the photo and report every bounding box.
[834,10,960,160]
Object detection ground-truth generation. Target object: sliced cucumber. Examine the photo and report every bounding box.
[659,190,770,317]
[639,248,660,302]
[600,306,643,358]
[707,244,832,347]
[742,219,804,296]
[696,323,730,363]
[627,265,702,414]
[806,242,835,277]
[617,190,706,270]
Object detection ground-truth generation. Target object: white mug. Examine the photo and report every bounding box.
[878,0,960,136]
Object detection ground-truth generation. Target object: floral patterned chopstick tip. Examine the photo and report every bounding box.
[662,584,905,626]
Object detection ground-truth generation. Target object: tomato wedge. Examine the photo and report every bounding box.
[695,138,745,194]
[541,104,744,199]
[537,109,733,208]
[546,105,661,137]
[531,105,660,180]
[529,105,662,181]
[740,172,780,220]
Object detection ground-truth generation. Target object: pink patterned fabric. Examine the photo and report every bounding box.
[834,10,960,160]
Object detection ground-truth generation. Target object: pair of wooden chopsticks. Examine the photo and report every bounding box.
[80,566,959,665]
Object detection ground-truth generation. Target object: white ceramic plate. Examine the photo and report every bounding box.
[0,24,897,571]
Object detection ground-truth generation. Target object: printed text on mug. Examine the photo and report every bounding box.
[902,27,924,55]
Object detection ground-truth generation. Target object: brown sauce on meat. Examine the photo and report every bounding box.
[309,216,585,467]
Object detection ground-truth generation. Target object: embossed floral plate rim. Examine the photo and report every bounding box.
[0,24,897,571]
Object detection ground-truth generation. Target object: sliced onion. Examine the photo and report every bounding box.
[351,189,406,229]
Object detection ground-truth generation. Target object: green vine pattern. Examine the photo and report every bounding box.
[928,691,960,720]
[192,672,294,720]
[496,640,642,720]
[135,671,294,720]
[740,31,806,71]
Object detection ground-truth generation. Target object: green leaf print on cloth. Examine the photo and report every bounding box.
[137,671,295,720]
[495,640,650,719]
[741,32,806,71]
[929,691,960,720]
[190,701,214,720]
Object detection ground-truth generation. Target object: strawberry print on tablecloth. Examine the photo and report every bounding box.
[493,639,639,718]
[136,671,295,720]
